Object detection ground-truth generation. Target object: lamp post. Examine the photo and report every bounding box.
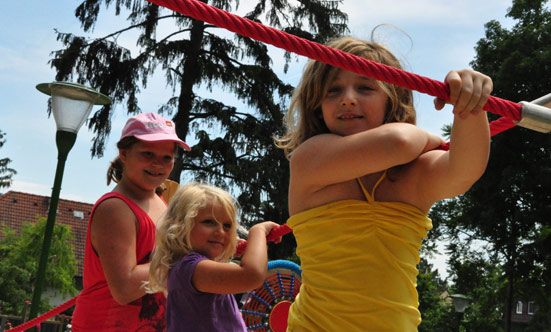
[450,294,471,332]
[28,82,111,322]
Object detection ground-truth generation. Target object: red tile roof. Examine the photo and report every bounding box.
[0,191,93,277]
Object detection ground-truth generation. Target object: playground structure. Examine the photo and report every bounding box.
[5,0,551,331]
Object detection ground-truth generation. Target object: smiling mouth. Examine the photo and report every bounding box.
[145,170,163,176]
[338,114,363,120]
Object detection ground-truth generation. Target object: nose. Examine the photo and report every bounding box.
[213,222,226,234]
[340,88,357,106]
[152,156,171,168]
[151,158,164,169]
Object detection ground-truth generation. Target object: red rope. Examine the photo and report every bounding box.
[145,0,523,124]
[144,0,523,250]
[6,5,524,323]
[5,296,77,332]
[236,224,292,256]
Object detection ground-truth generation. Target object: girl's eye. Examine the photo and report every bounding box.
[164,155,174,162]
[201,219,215,225]
[142,151,154,159]
[223,223,232,230]
[358,85,374,92]
[326,86,340,96]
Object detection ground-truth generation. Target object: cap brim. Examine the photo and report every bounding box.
[135,135,191,151]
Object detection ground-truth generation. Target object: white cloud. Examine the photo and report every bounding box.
[10,180,52,197]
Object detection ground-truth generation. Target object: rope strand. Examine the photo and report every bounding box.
[146,0,522,122]
[5,297,77,332]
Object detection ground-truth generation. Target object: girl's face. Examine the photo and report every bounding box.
[320,69,388,136]
[190,201,233,260]
[120,140,175,191]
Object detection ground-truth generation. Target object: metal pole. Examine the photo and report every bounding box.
[28,131,77,323]
[531,92,551,106]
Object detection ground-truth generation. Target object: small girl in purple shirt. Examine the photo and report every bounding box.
[146,182,281,331]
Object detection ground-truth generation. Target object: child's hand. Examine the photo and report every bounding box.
[251,221,282,243]
[434,69,493,119]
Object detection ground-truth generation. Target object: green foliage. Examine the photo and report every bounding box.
[448,240,505,332]
[417,258,456,332]
[49,0,349,259]
[0,217,78,315]
[428,1,551,330]
[0,130,17,189]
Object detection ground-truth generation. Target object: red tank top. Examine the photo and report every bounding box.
[72,192,166,331]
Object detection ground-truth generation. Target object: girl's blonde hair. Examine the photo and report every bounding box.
[147,182,241,293]
[275,36,416,158]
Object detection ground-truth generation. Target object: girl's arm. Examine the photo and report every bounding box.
[291,123,443,191]
[91,199,151,304]
[192,221,280,294]
[415,69,492,204]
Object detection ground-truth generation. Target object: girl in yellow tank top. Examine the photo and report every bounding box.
[275,36,492,331]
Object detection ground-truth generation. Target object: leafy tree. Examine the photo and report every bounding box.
[417,258,456,332]
[49,0,348,258]
[430,0,551,330]
[446,237,505,332]
[0,217,78,315]
[0,130,17,189]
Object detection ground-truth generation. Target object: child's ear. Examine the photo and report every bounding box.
[119,149,127,163]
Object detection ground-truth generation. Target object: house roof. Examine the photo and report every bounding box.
[0,191,93,277]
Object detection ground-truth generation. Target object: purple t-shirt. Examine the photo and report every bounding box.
[167,252,247,332]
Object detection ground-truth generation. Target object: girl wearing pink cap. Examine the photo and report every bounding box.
[72,113,190,331]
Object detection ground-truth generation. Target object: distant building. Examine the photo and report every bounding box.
[511,300,537,330]
[0,190,92,287]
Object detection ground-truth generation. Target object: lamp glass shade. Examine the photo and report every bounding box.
[450,294,470,313]
[51,93,94,133]
[36,81,112,133]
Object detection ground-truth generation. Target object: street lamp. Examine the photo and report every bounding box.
[450,294,471,332]
[28,82,111,322]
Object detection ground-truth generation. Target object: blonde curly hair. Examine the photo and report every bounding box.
[146,182,242,293]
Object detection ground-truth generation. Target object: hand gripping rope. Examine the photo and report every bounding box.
[8,1,550,330]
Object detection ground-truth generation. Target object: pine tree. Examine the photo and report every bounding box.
[49,0,349,257]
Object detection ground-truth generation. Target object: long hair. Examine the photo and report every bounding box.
[146,182,242,293]
[275,36,416,158]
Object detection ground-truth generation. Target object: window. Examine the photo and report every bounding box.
[516,301,523,315]
[73,210,85,219]
[528,302,535,315]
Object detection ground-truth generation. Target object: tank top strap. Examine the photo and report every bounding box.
[356,177,373,202]
[356,170,387,203]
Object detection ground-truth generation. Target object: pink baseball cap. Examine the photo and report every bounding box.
[120,113,190,151]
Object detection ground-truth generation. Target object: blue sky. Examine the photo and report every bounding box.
[0,0,515,276]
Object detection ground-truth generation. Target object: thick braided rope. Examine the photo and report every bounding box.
[146,0,522,122]
[236,224,291,256]
[5,297,77,332]
[145,0,521,250]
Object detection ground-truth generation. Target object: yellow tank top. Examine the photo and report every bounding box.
[286,172,432,332]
